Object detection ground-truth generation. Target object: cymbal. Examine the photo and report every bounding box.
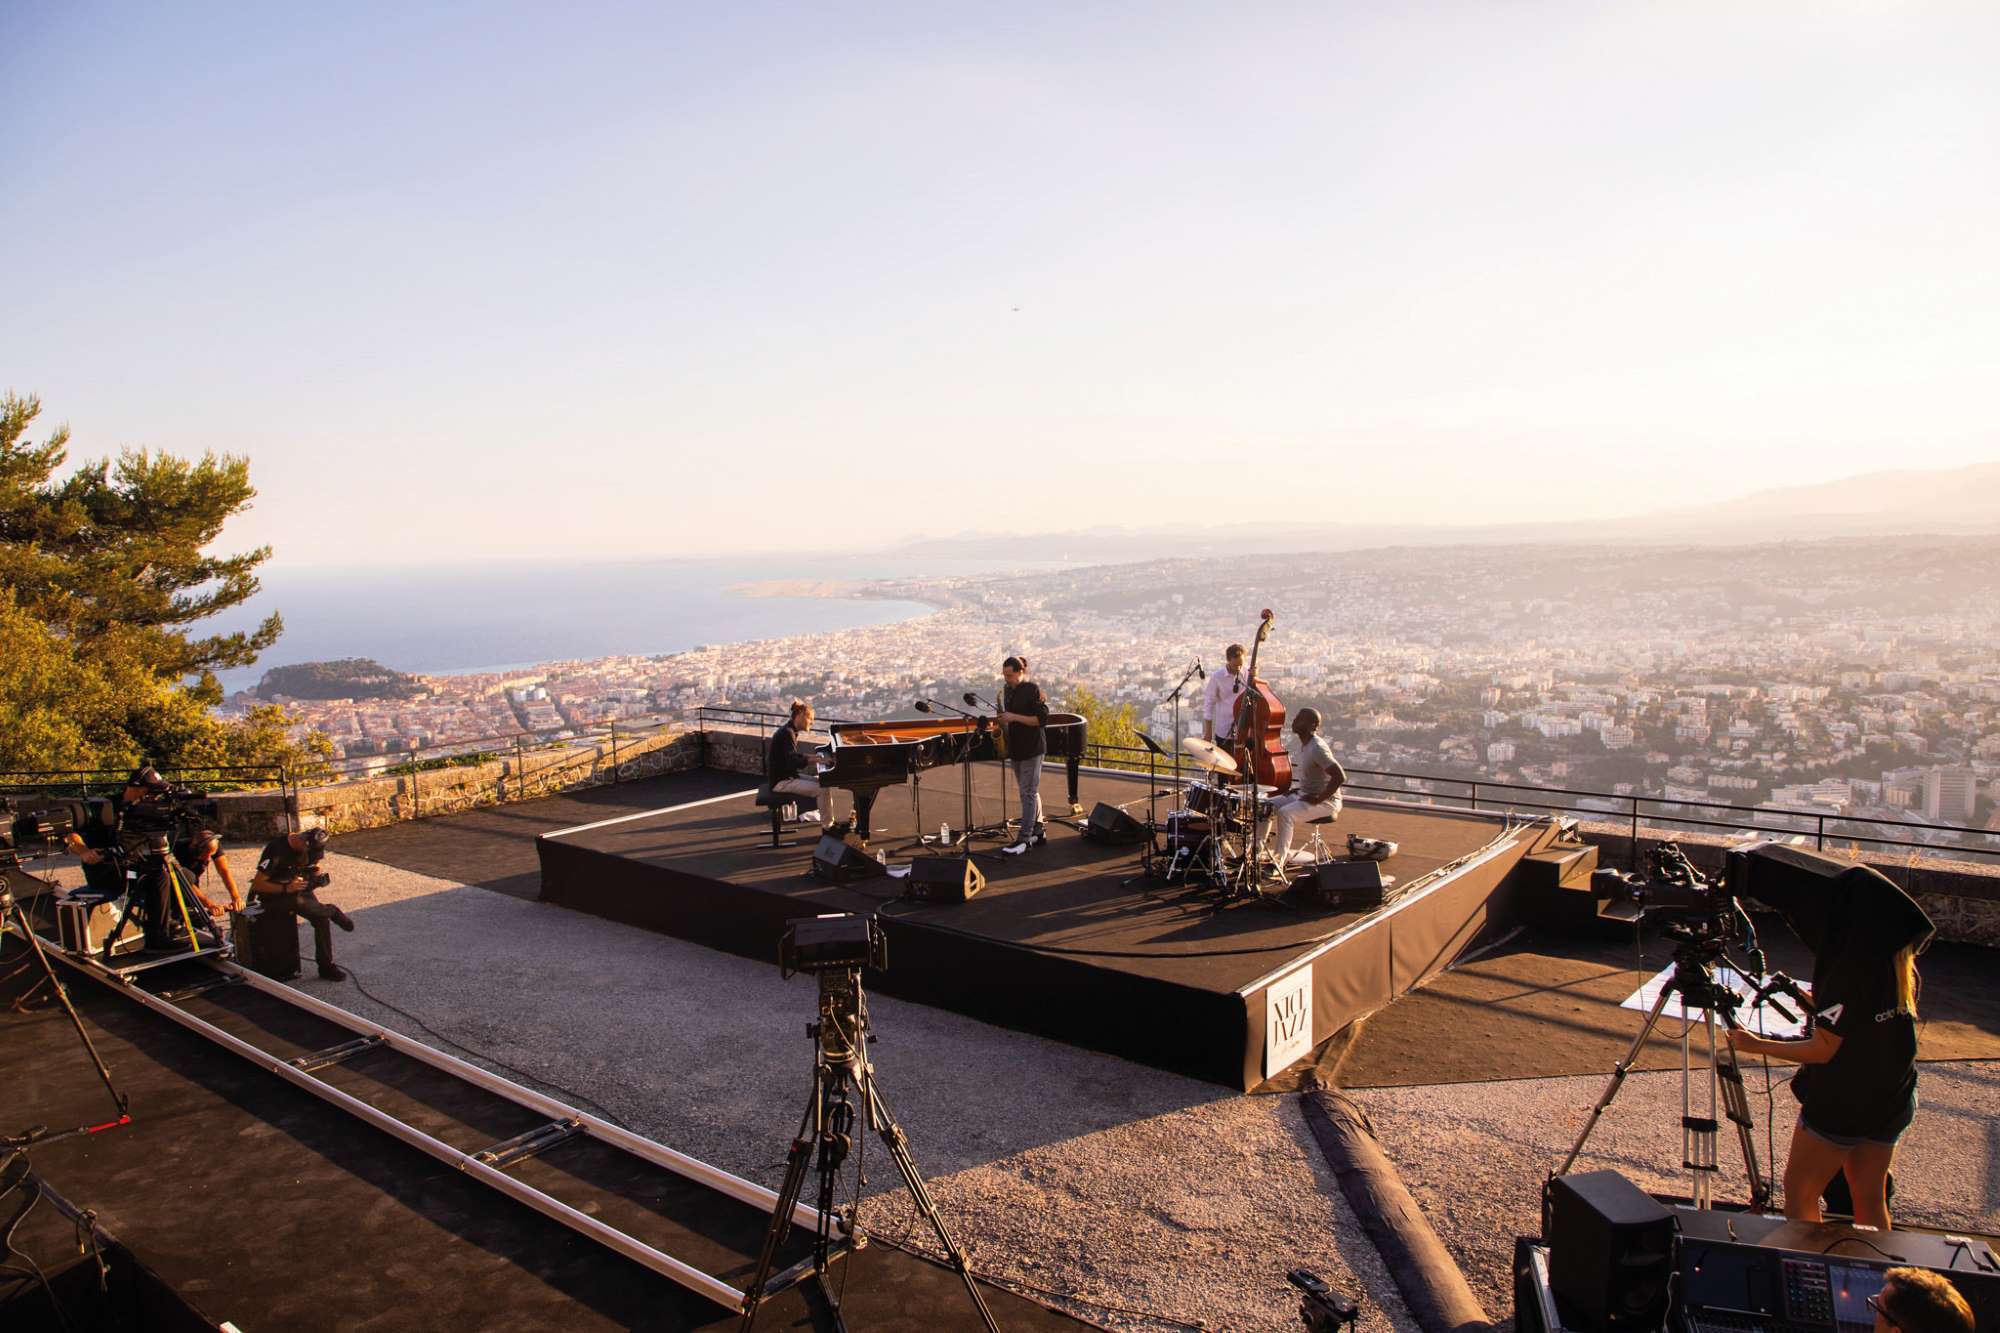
[1179,736,1239,774]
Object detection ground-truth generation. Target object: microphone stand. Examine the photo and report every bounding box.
[1164,660,1202,810]
[914,699,982,853]
[962,692,1008,843]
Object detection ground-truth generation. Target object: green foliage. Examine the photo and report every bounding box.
[0,393,325,779]
[258,658,426,701]
[1064,684,1144,770]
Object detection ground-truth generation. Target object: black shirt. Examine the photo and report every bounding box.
[256,835,318,887]
[767,722,809,783]
[1789,954,1918,1139]
[1003,681,1050,758]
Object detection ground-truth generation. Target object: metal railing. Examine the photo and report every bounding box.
[0,762,290,800]
[690,706,2000,866]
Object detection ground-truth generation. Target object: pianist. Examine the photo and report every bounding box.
[996,656,1051,848]
[768,699,826,824]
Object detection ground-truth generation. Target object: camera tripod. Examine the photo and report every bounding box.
[0,878,132,1150]
[740,967,998,1332]
[1555,923,1791,1211]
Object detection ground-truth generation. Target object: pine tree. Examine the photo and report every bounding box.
[0,393,322,776]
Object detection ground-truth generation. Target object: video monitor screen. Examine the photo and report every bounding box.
[1827,1262,1888,1327]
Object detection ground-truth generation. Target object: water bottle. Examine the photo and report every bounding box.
[940,821,950,845]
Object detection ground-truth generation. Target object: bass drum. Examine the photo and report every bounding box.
[1165,810,1213,852]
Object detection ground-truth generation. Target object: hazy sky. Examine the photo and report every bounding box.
[5,2,1996,568]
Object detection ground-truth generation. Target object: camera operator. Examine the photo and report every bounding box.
[250,828,354,981]
[63,766,186,950]
[174,825,244,921]
[1726,942,1923,1230]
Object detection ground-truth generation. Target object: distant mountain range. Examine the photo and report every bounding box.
[883,461,2000,563]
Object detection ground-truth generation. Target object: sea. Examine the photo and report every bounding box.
[205,556,1042,695]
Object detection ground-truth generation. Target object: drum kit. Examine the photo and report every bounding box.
[1152,735,1306,899]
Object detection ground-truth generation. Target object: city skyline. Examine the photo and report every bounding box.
[6,3,1998,566]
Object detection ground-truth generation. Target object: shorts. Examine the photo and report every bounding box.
[1798,1098,1915,1150]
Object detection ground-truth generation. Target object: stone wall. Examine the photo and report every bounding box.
[1575,820,2000,948]
[208,727,700,839]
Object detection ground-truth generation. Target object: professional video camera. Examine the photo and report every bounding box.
[1,797,119,868]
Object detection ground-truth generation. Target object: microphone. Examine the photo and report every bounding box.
[1195,659,1205,680]
[962,692,979,706]
[913,700,934,713]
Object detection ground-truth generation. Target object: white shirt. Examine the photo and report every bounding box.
[1202,667,1248,738]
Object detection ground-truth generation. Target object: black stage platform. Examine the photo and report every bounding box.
[0,935,1084,1331]
[539,768,1554,1089]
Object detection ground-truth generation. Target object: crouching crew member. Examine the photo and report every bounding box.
[768,699,826,825]
[251,828,354,981]
[175,825,244,922]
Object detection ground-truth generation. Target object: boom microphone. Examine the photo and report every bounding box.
[1195,660,1205,679]
[913,700,934,713]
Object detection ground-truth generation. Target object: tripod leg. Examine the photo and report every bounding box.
[2,895,129,1119]
[1712,1023,1771,1208]
[859,1073,1000,1332]
[741,1073,826,1330]
[1557,982,1679,1177]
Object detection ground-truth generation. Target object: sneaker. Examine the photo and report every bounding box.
[317,962,347,982]
[1030,825,1048,847]
[331,908,355,932]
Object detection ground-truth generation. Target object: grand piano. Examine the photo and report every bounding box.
[817,713,1088,839]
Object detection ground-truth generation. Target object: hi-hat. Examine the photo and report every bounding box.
[1179,736,1239,774]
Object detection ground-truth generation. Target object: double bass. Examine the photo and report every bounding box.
[1230,609,1292,794]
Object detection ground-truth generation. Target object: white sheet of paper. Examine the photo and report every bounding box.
[885,864,910,878]
[1619,963,1807,1039]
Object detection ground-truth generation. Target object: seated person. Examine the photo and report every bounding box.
[1271,708,1346,867]
[1874,1268,1973,1333]
[66,767,184,948]
[767,699,825,825]
[251,828,354,981]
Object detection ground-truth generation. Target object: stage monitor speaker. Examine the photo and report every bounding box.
[1544,1170,1673,1329]
[1298,860,1386,909]
[1083,802,1148,845]
[811,834,883,882]
[905,856,985,903]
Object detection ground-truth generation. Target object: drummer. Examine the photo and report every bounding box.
[1270,708,1346,866]
[1199,643,1248,762]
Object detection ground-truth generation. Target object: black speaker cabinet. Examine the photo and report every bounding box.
[1544,1170,1673,1329]
[1082,802,1148,845]
[811,833,883,882]
[1298,860,1385,909]
[905,856,985,903]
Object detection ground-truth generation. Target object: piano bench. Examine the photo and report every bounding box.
[754,786,801,848]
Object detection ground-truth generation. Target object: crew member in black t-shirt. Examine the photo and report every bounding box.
[252,828,354,981]
[994,655,1051,848]
[766,699,825,825]
[1728,944,1923,1229]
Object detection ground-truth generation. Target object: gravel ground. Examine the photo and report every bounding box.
[1349,1059,2000,1323]
[185,851,1424,1332]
